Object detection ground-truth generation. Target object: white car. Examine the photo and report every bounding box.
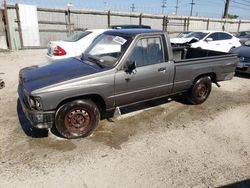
[47,29,110,61]
[171,31,241,52]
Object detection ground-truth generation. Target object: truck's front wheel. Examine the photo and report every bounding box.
[55,100,100,139]
[187,76,212,105]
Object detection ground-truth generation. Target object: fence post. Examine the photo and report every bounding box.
[139,13,142,25]
[183,17,187,31]
[187,17,190,31]
[67,8,72,35]
[15,3,24,49]
[206,18,210,30]
[237,20,241,33]
[107,10,111,27]
[162,16,168,31]
[3,1,12,49]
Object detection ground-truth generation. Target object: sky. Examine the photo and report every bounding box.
[2,0,250,19]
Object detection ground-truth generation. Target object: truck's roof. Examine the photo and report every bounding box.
[104,29,162,37]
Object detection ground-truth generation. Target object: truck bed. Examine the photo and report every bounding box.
[172,47,239,93]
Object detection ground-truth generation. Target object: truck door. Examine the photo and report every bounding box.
[114,36,173,106]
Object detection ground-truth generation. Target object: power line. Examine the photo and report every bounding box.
[239,0,250,4]
[231,0,250,6]
[231,5,250,10]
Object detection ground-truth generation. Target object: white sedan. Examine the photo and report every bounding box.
[47,29,110,61]
[171,31,241,52]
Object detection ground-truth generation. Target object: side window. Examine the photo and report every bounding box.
[128,37,164,67]
[219,33,233,40]
[207,33,219,41]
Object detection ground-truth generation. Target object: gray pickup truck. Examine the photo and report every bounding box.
[18,29,239,138]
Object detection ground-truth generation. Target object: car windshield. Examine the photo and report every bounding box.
[184,32,208,40]
[84,33,132,65]
[64,31,92,42]
[244,40,250,47]
[176,32,191,38]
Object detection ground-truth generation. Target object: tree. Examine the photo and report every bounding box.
[227,14,239,19]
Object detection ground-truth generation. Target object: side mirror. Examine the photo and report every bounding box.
[205,38,213,42]
[124,60,136,73]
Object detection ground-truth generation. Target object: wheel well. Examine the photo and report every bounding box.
[194,73,217,84]
[57,94,106,117]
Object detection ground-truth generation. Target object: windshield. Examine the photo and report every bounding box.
[184,32,208,40]
[84,33,132,65]
[177,32,191,38]
[244,40,250,47]
[64,31,92,42]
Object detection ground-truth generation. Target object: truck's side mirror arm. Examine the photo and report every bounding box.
[124,60,136,73]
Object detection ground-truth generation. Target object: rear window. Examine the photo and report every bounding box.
[64,31,92,42]
[219,32,232,40]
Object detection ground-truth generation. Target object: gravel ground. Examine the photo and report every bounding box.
[0,50,250,187]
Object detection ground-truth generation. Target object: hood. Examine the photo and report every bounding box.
[170,37,196,44]
[20,57,101,93]
[230,45,250,58]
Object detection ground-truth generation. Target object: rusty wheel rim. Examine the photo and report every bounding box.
[64,108,91,134]
[195,83,208,100]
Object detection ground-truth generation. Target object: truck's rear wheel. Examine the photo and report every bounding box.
[187,76,212,105]
[55,100,100,139]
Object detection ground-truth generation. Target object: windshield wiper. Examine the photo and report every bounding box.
[81,54,104,68]
[87,56,105,68]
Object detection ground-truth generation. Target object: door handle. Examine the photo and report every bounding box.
[216,43,220,45]
[158,67,166,72]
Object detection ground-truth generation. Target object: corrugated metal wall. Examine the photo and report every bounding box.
[7,8,21,50]
[0,8,7,49]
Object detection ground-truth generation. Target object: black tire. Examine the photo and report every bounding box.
[187,76,212,105]
[55,100,100,139]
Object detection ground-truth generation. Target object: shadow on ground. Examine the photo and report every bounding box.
[219,179,250,188]
[17,99,49,138]
[106,95,189,120]
[235,71,250,79]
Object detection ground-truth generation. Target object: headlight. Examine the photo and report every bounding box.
[29,96,43,110]
[239,56,245,61]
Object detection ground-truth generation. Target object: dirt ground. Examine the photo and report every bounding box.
[0,50,250,187]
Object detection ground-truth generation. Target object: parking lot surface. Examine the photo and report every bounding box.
[0,50,250,187]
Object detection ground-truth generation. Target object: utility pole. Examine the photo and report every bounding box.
[190,0,195,16]
[130,3,135,12]
[223,0,230,18]
[161,0,167,14]
[175,0,179,15]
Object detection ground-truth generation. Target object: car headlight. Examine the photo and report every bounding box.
[29,96,43,110]
[239,56,245,61]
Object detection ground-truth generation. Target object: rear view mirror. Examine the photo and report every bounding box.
[124,60,136,73]
[205,38,213,42]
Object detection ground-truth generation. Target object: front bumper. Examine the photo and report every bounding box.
[19,99,55,129]
[236,61,250,73]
